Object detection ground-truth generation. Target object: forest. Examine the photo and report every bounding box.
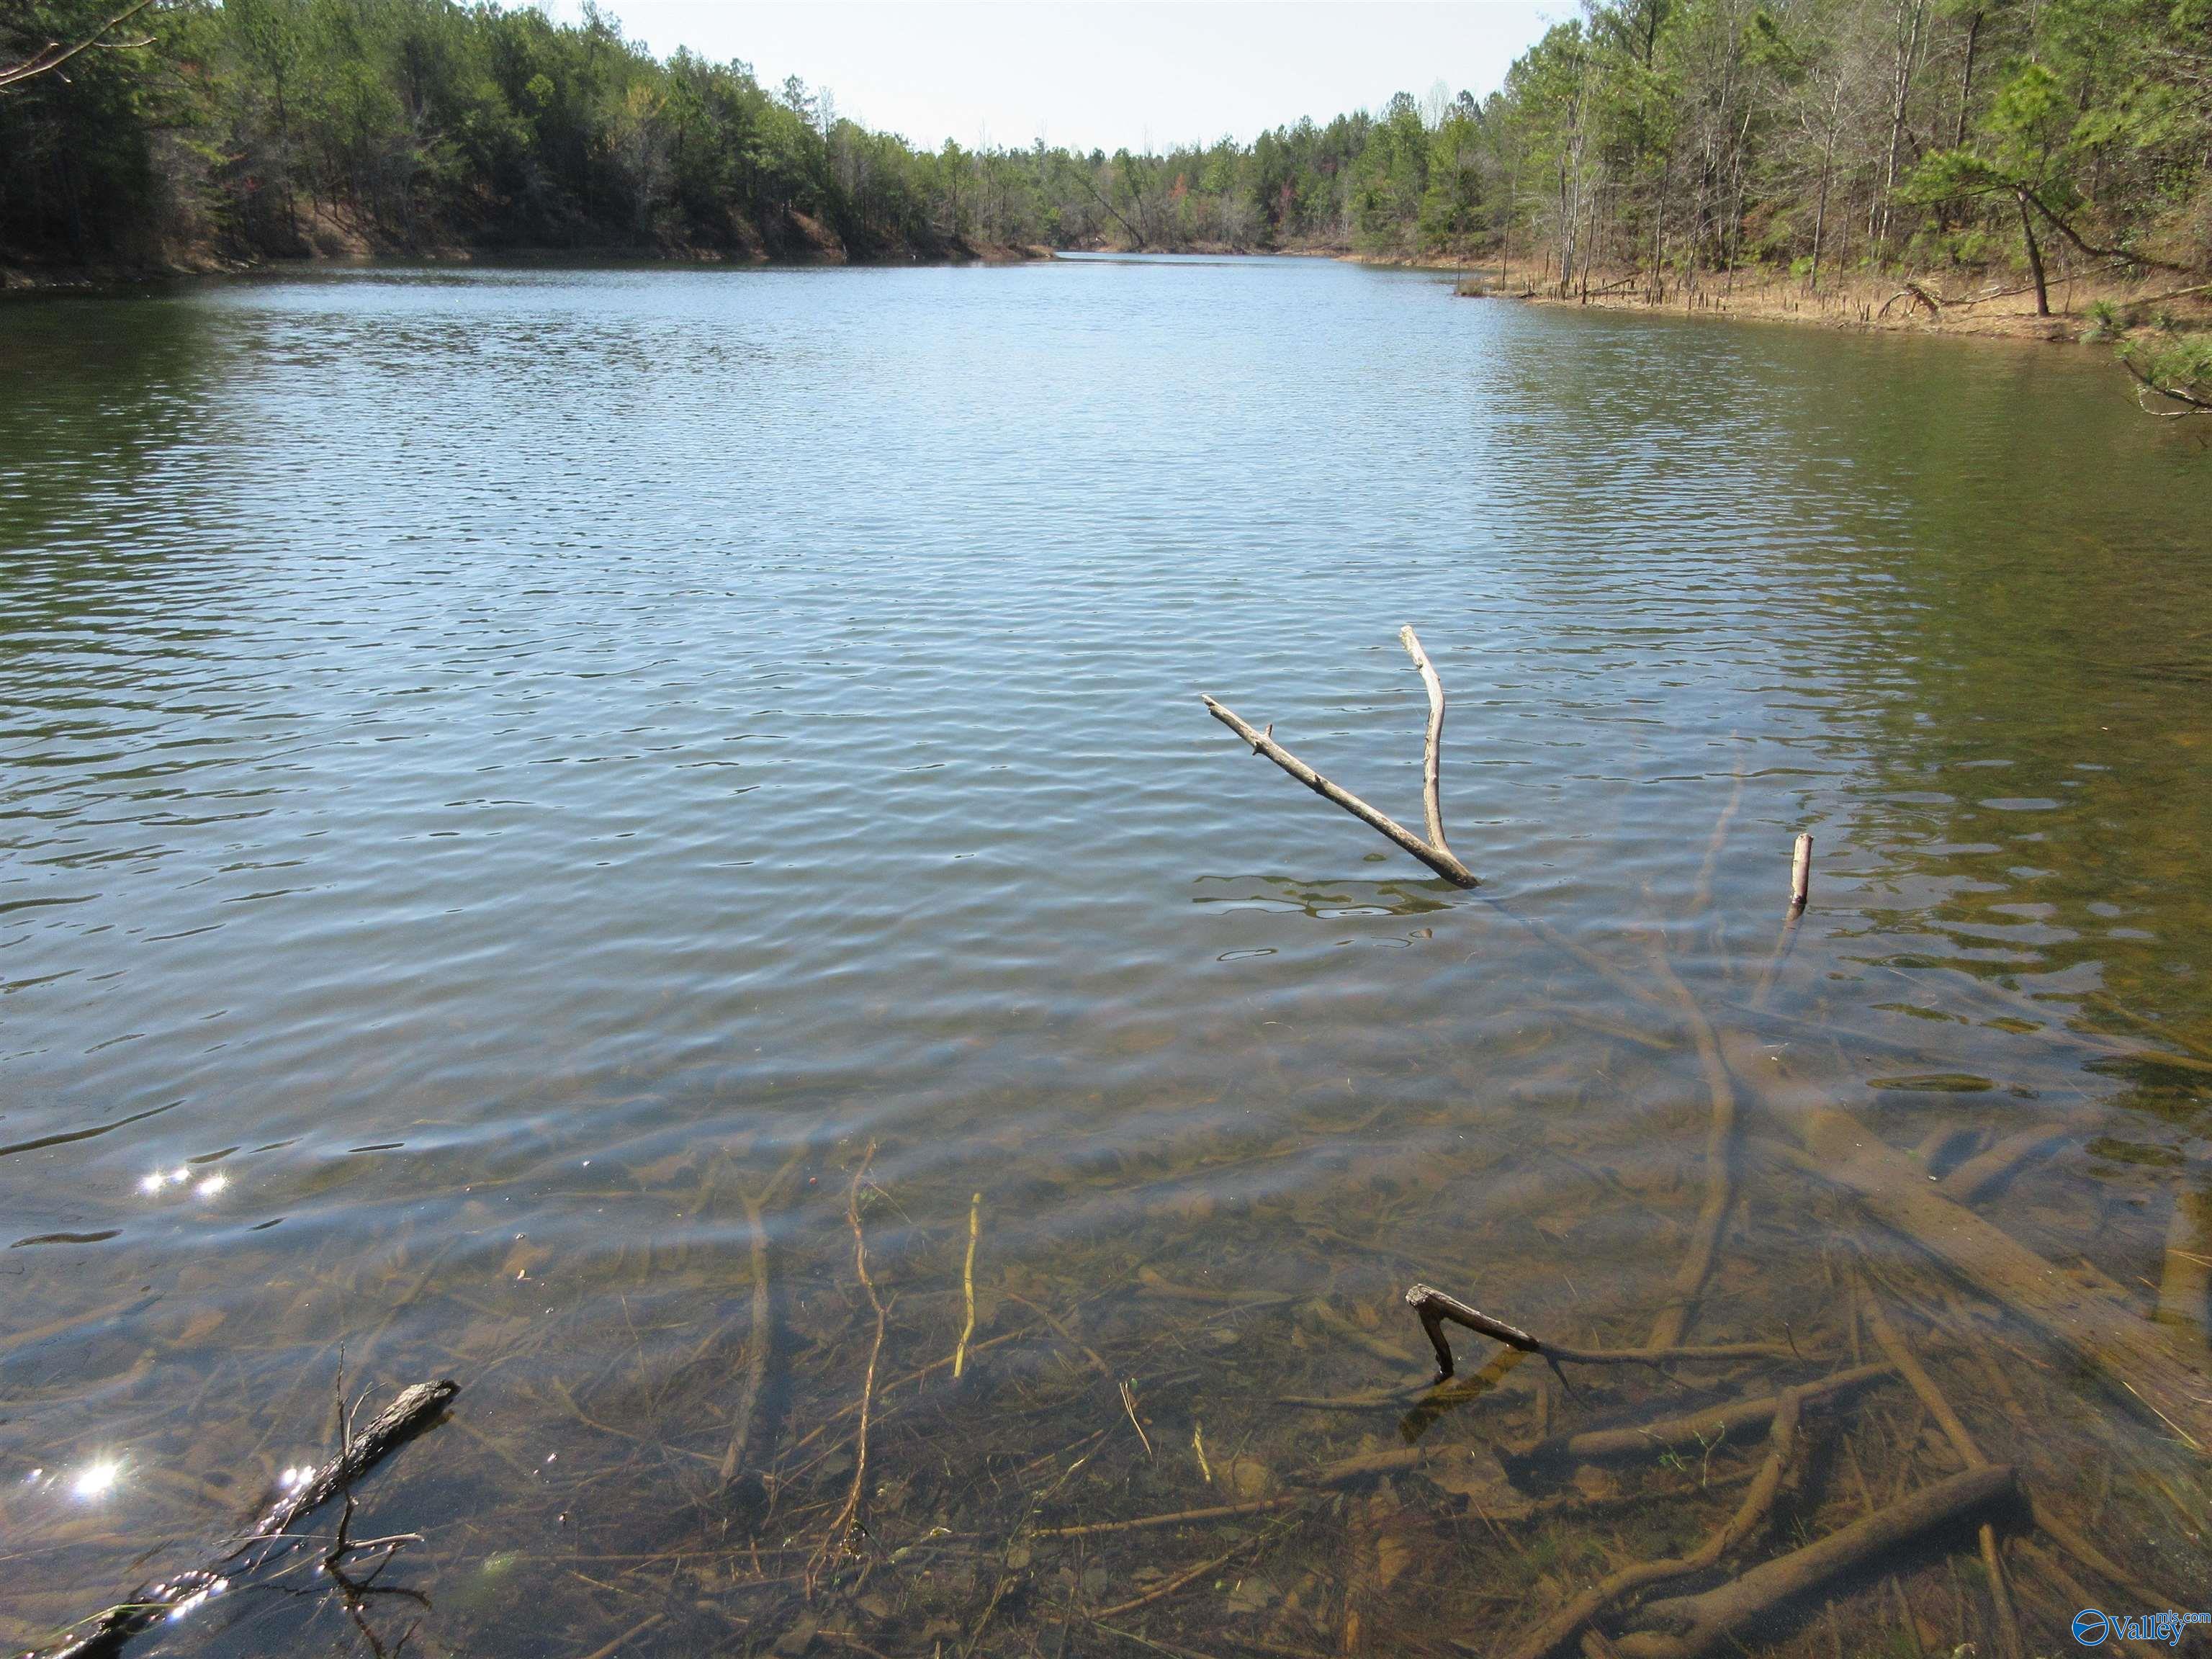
[2,0,2208,397]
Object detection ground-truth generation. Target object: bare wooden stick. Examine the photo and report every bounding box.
[1610,1464,2017,1658]
[1397,625,1451,855]
[1200,626,1478,887]
[1789,832,1813,912]
[953,1190,981,1380]
[1404,1283,1794,1385]
[0,0,155,91]
[32,1380,458,1659]
[808,1144,886,1591]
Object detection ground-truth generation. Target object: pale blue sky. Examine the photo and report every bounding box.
[564,2,1560,153]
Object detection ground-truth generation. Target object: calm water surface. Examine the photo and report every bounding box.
[2,258,2209,1657]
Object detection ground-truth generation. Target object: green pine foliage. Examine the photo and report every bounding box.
[3,0,2206,292]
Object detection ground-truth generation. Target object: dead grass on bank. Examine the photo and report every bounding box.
[1444,256,2212,346]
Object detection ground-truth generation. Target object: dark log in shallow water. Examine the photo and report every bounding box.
[1719,1022,2212,1454]
[1857,1285,2026,1659]
[1791,1095,2212,1454]
[28,1379,459,1659]
[1202,624,1479,887]
[1502,1375,1822,1659]
[1609,1463,2018,1658]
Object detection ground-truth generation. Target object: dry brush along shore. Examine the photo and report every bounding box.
[11,625,2211,1659]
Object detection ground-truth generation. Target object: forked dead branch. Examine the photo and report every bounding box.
[1203,625,1479,886]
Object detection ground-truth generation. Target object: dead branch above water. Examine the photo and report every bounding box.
[1405,1283,1796,1386]
[1202,625,1478,887]
[28,1379,458,1659]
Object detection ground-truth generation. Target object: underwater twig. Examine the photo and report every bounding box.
[718,1143,809,1494]
[953,1190,981,1380]
[1201,625,1478,887]
[1118,1380,1153,1459]
[808,1143,887,1592]
[1405,1283,1793,1387]
[1935,1125,2068,1206]
[1688,757,1746,920]
[28,1378,458,1659]
[2159,1188,2212,1357]
[574,1612,666,1659]
[1035,1446,1431,1541]
[718,1191,775,1493]
[1088,1534,1267,1620]
[1035,1496,1300,1539]
[1507,1363,1891,1468]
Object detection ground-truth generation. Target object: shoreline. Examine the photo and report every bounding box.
[0,238,1053,297]
[9,240,2203,361]
[1398,253,2212,351]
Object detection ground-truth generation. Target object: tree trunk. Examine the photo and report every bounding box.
[1877,0,1928,250]
[1954,9,1982,148]
[2017,187,2049,315]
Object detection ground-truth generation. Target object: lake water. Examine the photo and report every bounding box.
[3,256,2208,1658]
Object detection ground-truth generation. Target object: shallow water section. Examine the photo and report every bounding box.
[2,257,2209,1657]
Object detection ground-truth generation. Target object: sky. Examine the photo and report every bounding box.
[560,2,1562,155]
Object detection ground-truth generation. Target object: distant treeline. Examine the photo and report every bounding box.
[2,0,2206,293]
